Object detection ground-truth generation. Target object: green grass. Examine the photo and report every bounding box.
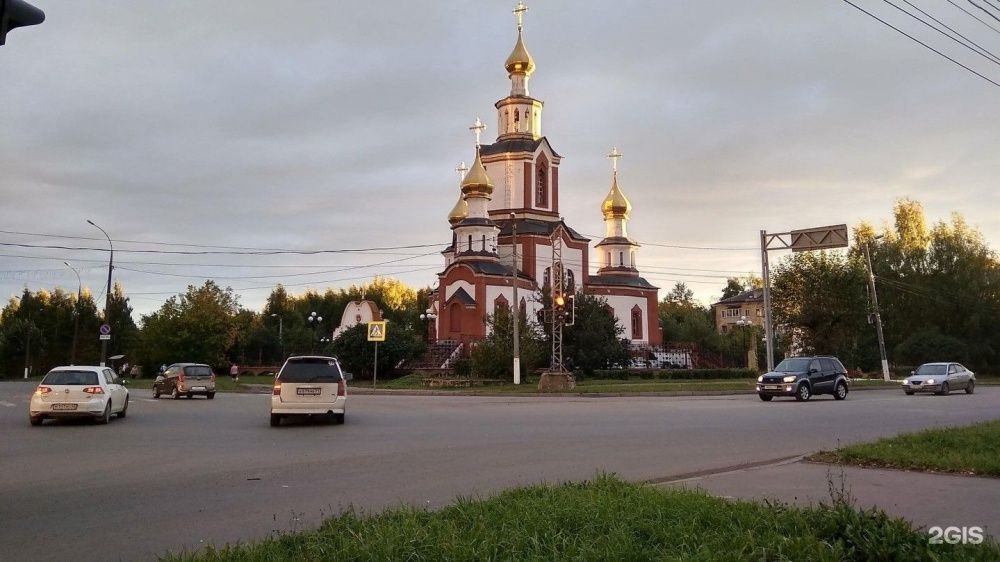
[812,419,1000,477]
[161,475,997,561]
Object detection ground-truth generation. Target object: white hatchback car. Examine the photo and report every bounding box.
[29,366,129,426]
[270,356,348,427]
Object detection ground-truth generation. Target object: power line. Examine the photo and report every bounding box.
[891,0,1000,64]
[946,0,1000,35]
[841,0,1000,88]
[0,240,444,256]
[970,0,1000,24]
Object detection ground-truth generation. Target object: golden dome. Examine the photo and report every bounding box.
[601,172,632,220]
[448,192,468,224]
[504,31,535,76]
[461,150,494,196]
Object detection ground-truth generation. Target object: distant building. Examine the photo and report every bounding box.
[712,289,764,334]
[333,300,382,339]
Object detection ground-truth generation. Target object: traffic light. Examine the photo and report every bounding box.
[0,0,45,45]
[564,295,575,326]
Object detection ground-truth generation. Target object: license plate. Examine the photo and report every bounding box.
[296,387,321,396]
[52,403,78,411]
[764,385,781,390]
[192,386,206,391]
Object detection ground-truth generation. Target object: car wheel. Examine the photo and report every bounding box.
[937,382,949,396]
[97,403,111,425]
[795,383,811,402]
[269,414,281,427]
[207,392,215,399]
[172,386,180,399]
[758,394,773,402]
[966,381,975,394]
[186,393,193,399]
[333,413,345,424]
[833,381,848,401]
[29,416,43,426]
[904,390,914,396]
[118,396,128,418]
[152,387,160,399]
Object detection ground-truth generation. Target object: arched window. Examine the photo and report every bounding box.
[630,250,635,268]
[619,252,624,266]
[481,234,486,251]
[450,302,462,332]
[536,165,547,206]
[606,252,611,268]
[513,109,519,131]
[519,297,527,321]
[494,294,509,312]
[631,305,644,340]
[467,235,473,252]
[566,270,575,293]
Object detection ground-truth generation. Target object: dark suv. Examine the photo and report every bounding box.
[756,356,849,402]
[153,363,216,399]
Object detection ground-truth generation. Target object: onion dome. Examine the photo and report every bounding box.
[461,150,494,197]
[601,172,632,220]
[448,192,469,225]
[504,31,535,76]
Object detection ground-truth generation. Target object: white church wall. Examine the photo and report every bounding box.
[599,294,650,344]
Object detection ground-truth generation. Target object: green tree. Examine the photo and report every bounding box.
[136,281,240,369]
[329,323,422,380]
[563,293,629,375]
[470,306,546,379]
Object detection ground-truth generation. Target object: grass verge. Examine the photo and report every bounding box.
[162,475,997,561]
[811,419,1000,477]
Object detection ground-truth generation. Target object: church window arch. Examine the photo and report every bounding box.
[519,297,527,321]
[513,109,519,131]
[631,305,644,340]
[481,234,486,251]
[619,252,624,266]
[536,164,548,207]
[467,235,473,252]
[630,250,636,268]
[494,294,509,312]
[606,252,611,268]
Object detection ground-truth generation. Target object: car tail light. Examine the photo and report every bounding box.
[337,380,345,397]
[35,386,51,395]
[178,374,185,383]
[210,373,216,382]
[272,381,282,396]
[83,387,105,395]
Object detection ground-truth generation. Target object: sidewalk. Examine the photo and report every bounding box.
[659,459,1000,537]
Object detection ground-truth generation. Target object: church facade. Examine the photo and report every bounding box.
[432,3,661,347]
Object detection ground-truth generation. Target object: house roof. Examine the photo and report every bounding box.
[587,274,658,290]
[715,288,764,306]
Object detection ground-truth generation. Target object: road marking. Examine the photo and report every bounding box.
[0,401,17,408]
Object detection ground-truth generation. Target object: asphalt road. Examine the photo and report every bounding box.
[1,382,999,562]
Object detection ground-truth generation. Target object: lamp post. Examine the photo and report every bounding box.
[270,313,284,361]
[419,310,437,343]
[64,261,82,365]
[87,219,113,367]
[307,311,323,354]
[863,235,890,381]
[736,315,752,370]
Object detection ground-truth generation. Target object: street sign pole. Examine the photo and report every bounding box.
[372,342,379,391]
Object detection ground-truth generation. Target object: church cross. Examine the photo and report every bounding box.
[513,1,528,32]
[607,146,623,172]
[469,117,486,148]
[455,161,468,181]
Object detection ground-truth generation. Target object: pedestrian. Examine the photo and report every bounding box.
[230,363,239,382]
[130,364,140,379]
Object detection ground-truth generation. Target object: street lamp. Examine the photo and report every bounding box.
[736,315,752,370]
[64,261,82,365]
[419,309,437,343]
[270,313,284,361]
[87,219,113,367]
[307,311,323,353]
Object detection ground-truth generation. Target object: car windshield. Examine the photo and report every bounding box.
[279,358,342,383]
[915,364,947,376]
[184,366,212,377]
[774,358,811,373]
[41,370,99,385]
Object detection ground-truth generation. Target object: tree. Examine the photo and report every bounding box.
[329,323,422,380]
[563,293,629,375]
[471,306,546,379]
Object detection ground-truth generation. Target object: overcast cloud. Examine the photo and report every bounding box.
[1,0,998,317]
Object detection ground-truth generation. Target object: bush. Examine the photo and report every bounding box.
[894,328,969,365]
[451,358,472,377]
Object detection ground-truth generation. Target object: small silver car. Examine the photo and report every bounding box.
[902,362,976,395]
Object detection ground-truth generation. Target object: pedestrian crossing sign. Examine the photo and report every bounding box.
[367,321,387,342]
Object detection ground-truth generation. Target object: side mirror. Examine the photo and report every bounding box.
[910,371,915,376]
[344,373,354,381]
[121,379,129,386]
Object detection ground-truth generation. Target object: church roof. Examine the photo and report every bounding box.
[595,236,639,248]
[495,218,589,242]
[447,287,476,306]
[588,274,658,290]
[480,136,560,158]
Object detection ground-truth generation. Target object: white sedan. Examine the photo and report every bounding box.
[29,366,129,425]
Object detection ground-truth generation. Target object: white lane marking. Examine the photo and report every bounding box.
[0,401,17,407]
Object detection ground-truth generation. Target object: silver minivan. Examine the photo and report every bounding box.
[270,356,349,427]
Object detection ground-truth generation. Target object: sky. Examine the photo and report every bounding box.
[1,0,998,319]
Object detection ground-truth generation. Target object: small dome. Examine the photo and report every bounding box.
[448,192,468,224]
[601,172,632,220]
[461,150,494,196]
[504,31,535,76]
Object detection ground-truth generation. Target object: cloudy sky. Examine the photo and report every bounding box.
[2,0,998,318]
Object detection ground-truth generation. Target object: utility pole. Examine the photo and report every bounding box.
[270,313,284,361]
[64,262,82,365]
[863,238,891,381]
[760,230,775,372]
[88,220,113,367]
[511,213,521,385]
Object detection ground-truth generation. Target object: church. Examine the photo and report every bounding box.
[431,2,661,348]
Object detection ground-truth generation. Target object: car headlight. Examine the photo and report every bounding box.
[902,379,909,385]
[926,379,935,384]
[757,376,763,382]
[782,375,797,383]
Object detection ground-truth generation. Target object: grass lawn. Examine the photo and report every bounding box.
[811,419,1000,477]
[162,475,997,561]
